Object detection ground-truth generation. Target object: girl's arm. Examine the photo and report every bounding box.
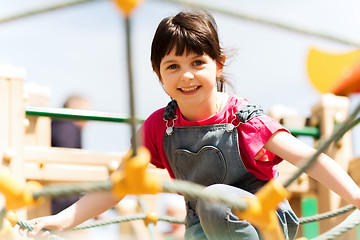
[26,190,124,237]
[23,159,127,237]
[264,130,360,209]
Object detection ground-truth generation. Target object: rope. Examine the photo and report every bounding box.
[0,0,106,24]
[24,110,359,239]
[15,213,184,232]
[283,103,360,188]
[162,180,248,211]
[157,0,360,48]
[124,17,139,156]
[299,204,356,224]
[16,218,65,240]
[136,197,157,240]
[73,214,147,230]
[158,215,184,224]
[32,180,112,199]
[1,0,359,48]
[71,205,356,230]
[311,209,360,240]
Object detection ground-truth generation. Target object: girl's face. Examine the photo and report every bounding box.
[159,49,223,112]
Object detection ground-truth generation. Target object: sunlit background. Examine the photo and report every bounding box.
[0,0,359,155]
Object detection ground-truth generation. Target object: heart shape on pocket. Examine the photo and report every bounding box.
[174,145,227,186]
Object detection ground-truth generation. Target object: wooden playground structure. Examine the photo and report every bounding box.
[0,63,359,239]
[1,0,360,239]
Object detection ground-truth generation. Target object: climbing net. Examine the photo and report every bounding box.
[1,1,360,239]
[0,101,359,240]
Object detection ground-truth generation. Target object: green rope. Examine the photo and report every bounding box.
[124,17,139,157]
[32,179,112,199]
[311,209,360,240]
[162,180,248,211]
[138,197,149,213]
[157,0,360,48]
[74,215,184,230]
[0,0,106,24]
[1,0,359,48]
[158,215,184,224]
[31,174,248,216]
[18,208,360,240]
[283,103,360,188]
[16,213,184,232]
[73,214,147,230]
[21,103,360,239]
[299,204,356,224]
[137,197,157,240]
[16,218,65,240]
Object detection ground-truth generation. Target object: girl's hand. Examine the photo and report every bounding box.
[18,215,68,239]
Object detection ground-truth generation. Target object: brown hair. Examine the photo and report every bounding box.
[150,10,228,92]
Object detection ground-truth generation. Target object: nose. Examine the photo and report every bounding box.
[180,69,195,81]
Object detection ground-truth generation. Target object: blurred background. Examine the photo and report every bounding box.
[0,0,359,155]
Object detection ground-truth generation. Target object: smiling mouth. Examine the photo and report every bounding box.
[179,86,200,92]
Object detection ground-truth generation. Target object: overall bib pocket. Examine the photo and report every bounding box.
[174,145,227,186]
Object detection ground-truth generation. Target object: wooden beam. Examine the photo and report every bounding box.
[24,146,125,182]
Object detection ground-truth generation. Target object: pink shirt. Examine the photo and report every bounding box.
[140,94,288,181]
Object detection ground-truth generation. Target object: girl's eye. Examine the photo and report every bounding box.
[193,60,203,66]
[167,64,178,70]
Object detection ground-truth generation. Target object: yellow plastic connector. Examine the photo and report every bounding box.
[235,180,288,240]
[113,0,144,17]
[144,212,158,226]
[111,147,162,198]
[6,212,18,227]
[0,170,43,210]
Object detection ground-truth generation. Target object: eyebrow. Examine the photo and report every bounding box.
[161,54,203,67]
[161,60,176,67]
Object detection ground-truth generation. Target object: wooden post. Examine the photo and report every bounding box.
[23,84,52,218]
[0,64,26,177]
[311,93,354,238]
[0,64,27,219]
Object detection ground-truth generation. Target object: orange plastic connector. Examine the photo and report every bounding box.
[144,212,158,226]
[0,170,43,210]
[111,147,162,198]
[235,180,288,240]
[5,212,18,227]
[113,0,144,17]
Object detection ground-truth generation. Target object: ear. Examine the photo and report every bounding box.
[216,58,225,77]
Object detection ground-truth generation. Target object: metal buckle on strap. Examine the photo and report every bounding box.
[163,115,178,135]
[226,116,242,132]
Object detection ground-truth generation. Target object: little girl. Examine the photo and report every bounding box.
[22,10,360,240]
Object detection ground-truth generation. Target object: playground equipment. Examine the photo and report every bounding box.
[1,1,360,239]
[1,63,360,239]
[0,65,126,237]
[307,48,360,96]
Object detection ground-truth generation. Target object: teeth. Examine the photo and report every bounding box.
[181,86,198,92]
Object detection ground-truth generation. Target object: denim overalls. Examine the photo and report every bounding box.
[162,100,299,240]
